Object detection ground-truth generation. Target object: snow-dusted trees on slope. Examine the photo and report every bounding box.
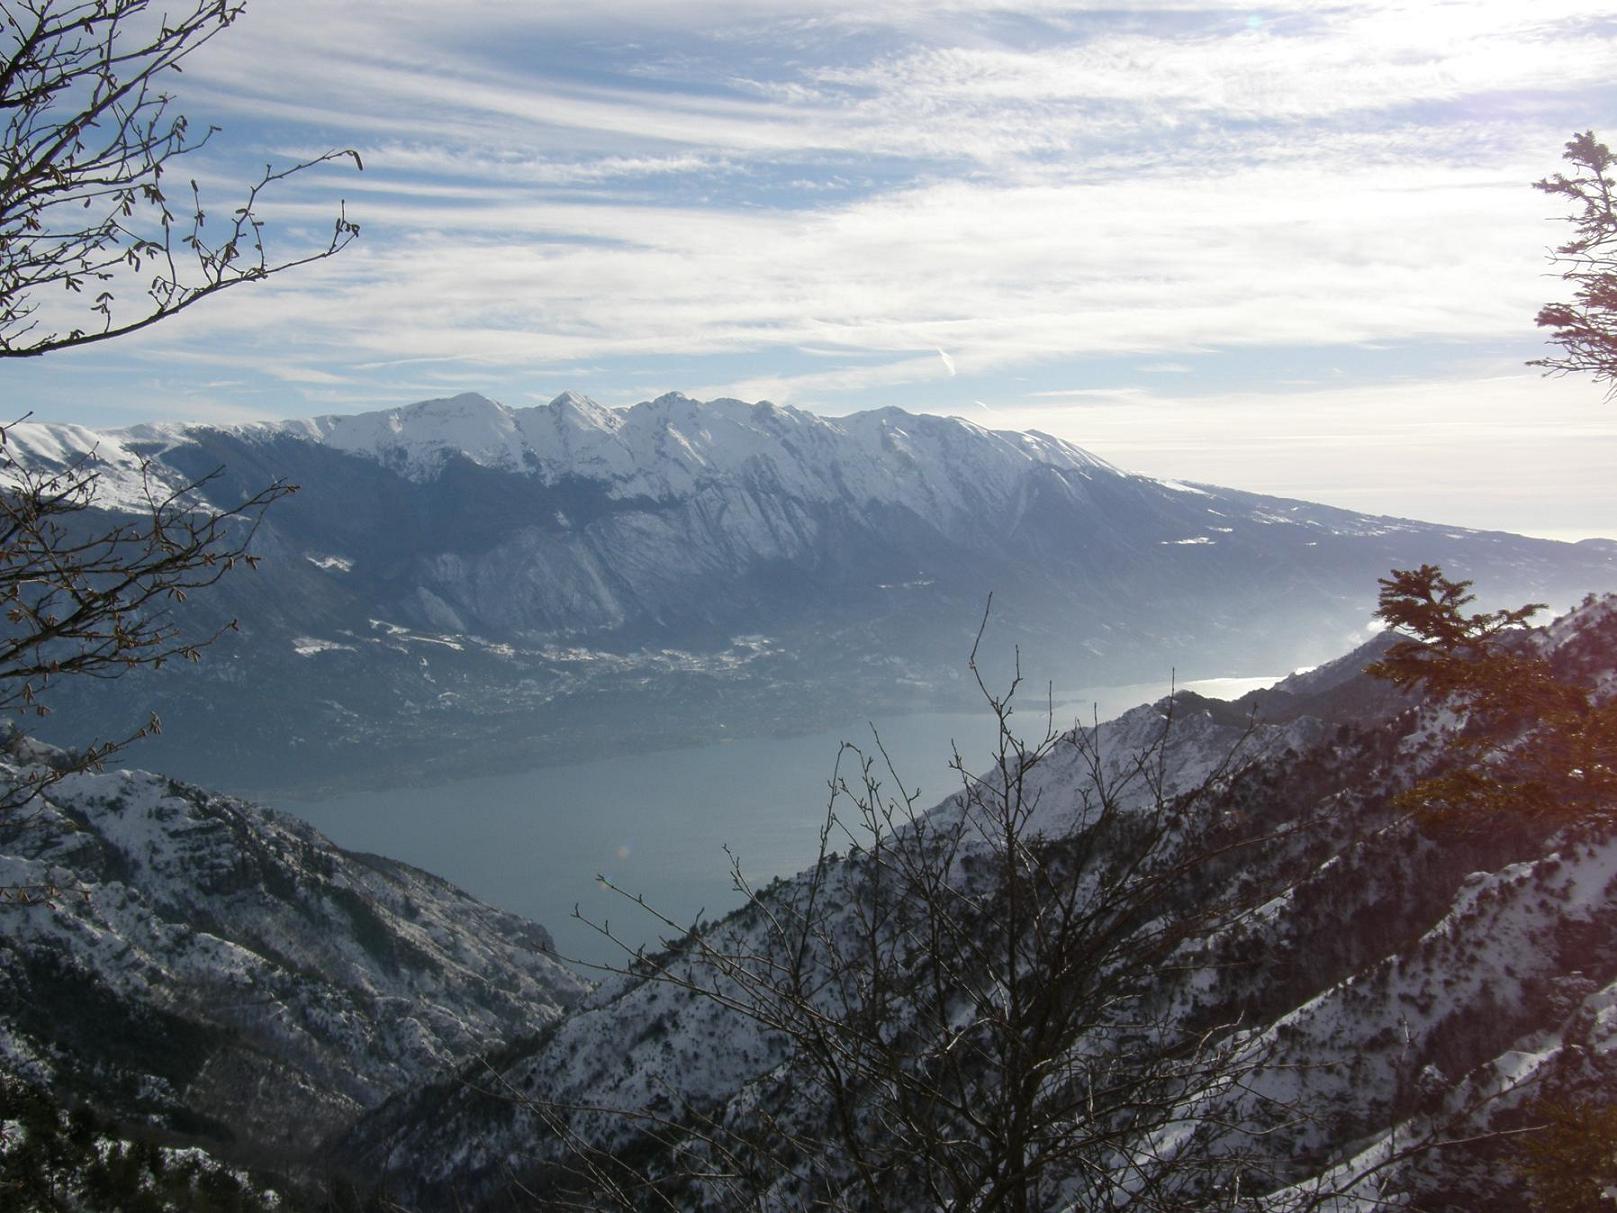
[543,620,1452,1212]
[1368,564,1617,827]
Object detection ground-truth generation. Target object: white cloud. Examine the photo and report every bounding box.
[112,0,1604,404]
[132,152,1557,399]
[812,4,1617,124]
[173,0,1617,184]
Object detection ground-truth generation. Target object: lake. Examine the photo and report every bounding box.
[277,674,1278,966]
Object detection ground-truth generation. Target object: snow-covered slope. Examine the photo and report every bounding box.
[0,741,588,1162]
[4,590,1612,1207]
[344,597,1617,1211]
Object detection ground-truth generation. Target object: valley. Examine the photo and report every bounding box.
[3,394,1614,1211]
[277,671,1278,964]
[17,392,1616,795]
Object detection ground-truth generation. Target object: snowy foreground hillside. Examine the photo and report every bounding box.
[342,596,1617,1211]
[0,748,586,1172]
[13,392,1617,793]
[3,596,1612,1209]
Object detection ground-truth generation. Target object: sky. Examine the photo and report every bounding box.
[7,0,1617,540]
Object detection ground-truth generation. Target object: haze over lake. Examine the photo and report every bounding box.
[280,675,1277,962]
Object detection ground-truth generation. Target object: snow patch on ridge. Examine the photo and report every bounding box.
[292,636,356,656]
[0,420,194,512]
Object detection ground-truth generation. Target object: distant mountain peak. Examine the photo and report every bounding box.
[547,389,600,411]
[410,390,504,411]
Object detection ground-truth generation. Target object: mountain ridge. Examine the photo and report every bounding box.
[10,391,1121,519]
[10,391,1617,794]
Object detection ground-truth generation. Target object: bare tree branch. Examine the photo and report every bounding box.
[0,414,294,823]
[0,0,360,357]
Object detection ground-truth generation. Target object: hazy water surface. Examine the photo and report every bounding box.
[279,675,1277,964]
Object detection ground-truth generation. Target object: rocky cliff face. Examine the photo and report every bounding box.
[0,745,588,1165]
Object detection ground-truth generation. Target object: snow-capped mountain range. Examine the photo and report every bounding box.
[19,390,1116,516]
[12,390,1617,792]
